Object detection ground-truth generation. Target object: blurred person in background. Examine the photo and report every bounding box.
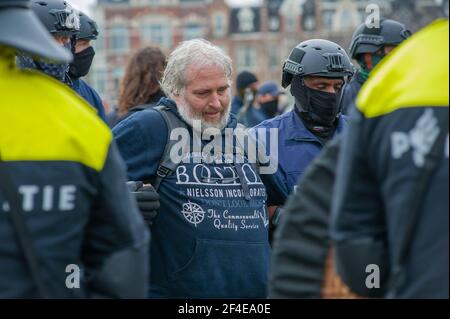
[69,10,106,121]
[239,80,284,127]
[110,46,166,127]
[255,81,284,119]
[231,70,259,116]
[341,19,411,115]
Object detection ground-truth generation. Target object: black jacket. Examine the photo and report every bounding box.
[340,71,366,115]
[269,136,343,298]
[0,60,150,298]
[330,20,449,298]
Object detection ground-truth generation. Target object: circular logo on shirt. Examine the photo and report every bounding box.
[181,201,205,227]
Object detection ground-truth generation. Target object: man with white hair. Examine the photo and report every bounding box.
[113,39,270,298]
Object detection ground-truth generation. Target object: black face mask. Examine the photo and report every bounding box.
[291,77,341,127]
[69,46,95,80]
[260,99,279,117]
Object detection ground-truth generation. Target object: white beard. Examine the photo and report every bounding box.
[177,96,231,132]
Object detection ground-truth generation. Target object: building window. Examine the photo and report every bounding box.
[142,23,171,48]
[110,25,129,52]
[213,13,226,37]
[303,15,316,31]
[237,7,255,32]
[236,46,257,69]
[302,0,316,31]
[91,69,107,96]
[179,0,204,4]
[286,15,296,32]
[183,23,203,40]
[93,30,105,51]
[112,67,124,98]
[340,10,353,29]
[358,9,366,24]
[322,10,334,29]
[269,16,280,32]
[113,67,124,79]
[269,45,279,69]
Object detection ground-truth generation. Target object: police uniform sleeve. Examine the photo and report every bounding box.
[340,75,364,116]
[83,81,106,122]
[340,83,355,115]
[259,173,288,206]
[249,125,289,206]
[90,88,106,122]
[330,109,389,297]
[269,136,341,298]
[82,142,150,298]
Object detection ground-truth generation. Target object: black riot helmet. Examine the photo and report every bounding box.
[281,39,354,89]
[0,0,71,62]
[77,11,99,40]
[68,11,99,79]
[349,19,411,59]
[31,0,80,37]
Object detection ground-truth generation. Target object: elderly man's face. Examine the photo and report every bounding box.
[176,64,231,130]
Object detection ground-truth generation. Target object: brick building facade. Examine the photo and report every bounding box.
[87,0,447,105]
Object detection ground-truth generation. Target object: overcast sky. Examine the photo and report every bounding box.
[70,0,262,15]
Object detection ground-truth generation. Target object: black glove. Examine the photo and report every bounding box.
[269,207,283,245]
[269,207,283,229]
[126,181,160,226]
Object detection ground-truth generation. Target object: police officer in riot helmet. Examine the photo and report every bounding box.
[69,11,107,121]
[0,0,71,63]
[16,0,80,85]
[341,19,411,114]
[1,0,149,298]
[254,39,353,231]
[281,39,354,143]
[69,11,98,81]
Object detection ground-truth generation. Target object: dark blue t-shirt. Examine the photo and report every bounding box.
[113,98,270,298]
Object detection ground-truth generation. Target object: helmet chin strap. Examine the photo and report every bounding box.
[70,35,77,55]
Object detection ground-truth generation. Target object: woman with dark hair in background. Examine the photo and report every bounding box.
[107,46,166,127]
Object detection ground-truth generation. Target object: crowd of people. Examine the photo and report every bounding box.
[0,0,448,299]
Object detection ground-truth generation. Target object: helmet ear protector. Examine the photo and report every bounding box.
[281,48,305,88]
[282,60,302,88]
